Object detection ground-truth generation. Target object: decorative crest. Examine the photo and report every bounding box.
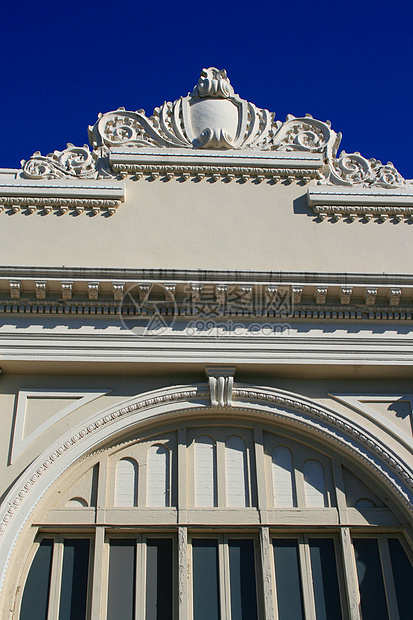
[18,67,409,191]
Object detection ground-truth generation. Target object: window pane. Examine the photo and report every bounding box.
[388,538,413,620]
[59,539,90,620]
[309,538,342,620]
[20,539,54,620]
[353,538,389,620]
[228,539,258,620]
[146,539,173,620]
[273,539,304,620]
[107,539,136,620]
[192,539,220,620]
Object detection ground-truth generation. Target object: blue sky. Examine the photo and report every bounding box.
[1,0,412,177]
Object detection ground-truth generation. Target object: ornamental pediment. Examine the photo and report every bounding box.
[15,67,409,193]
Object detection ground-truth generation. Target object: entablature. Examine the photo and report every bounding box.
[0,267,413,322]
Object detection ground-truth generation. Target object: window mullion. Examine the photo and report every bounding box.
[259,527,275,620]
[178,428,188,520]
[220,537,229,620]
[340,528,361,620]
[136,535,144,620]
[379,537,400,620]
[47,537,64,620]
[90,526,106,620]
[178,527,188,620]
[300,536,316,620]
[216,440,226,506]
[253,426,268,519]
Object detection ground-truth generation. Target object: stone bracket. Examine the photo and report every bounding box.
[205,367,236,408]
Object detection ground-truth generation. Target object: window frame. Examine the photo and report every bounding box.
[187,532,263,620]
[351,533,413,620]
[103,531,178,620]
[270,531,348,620]
[16,533,94,620]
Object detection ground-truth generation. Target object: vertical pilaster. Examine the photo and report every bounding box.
[177,428,187,523]
[259,527,275,620]
[95,456,108,525]
[178,526,188,620]
[253,425,268,522]
[90,526,106,620]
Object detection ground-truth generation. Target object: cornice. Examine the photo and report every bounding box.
[0,178,125,215]
[109,148,324,183]
[0,275,412,323]
[308,186,413,222]
[1,266,413,286]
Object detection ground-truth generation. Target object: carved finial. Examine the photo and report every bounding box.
[205,367,236,408]
[193,67,234,99]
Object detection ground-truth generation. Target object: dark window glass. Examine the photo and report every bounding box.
[273,539,305,620]
[146,539,173,620]
[58,539,90,620]
[192,539,220,620]
[309,538,342,620]
[20,539,54,620]
[228,539,258,620]
[353,538,389,620]
[388,538,413,620]
[107,539,136,620]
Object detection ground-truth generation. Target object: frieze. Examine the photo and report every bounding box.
[0,277,413,322]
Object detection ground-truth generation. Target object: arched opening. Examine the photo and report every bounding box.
[2,386,413,619]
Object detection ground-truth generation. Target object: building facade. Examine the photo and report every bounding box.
[0,67,413,619]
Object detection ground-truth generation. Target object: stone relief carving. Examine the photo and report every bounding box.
[21,144,112,180]
[18,67,409,190]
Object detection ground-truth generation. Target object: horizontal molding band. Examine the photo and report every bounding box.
[1,341,413,366]
[0,276,411,316]
[308,187,413,222]
[0,179,125,214]
[0,300,412,322]
[0,267,412,286]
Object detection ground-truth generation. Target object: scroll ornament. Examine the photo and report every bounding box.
[21,144,111,180]
[20,68,408,189]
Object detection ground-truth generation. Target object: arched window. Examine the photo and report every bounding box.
[14,421,413,620]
